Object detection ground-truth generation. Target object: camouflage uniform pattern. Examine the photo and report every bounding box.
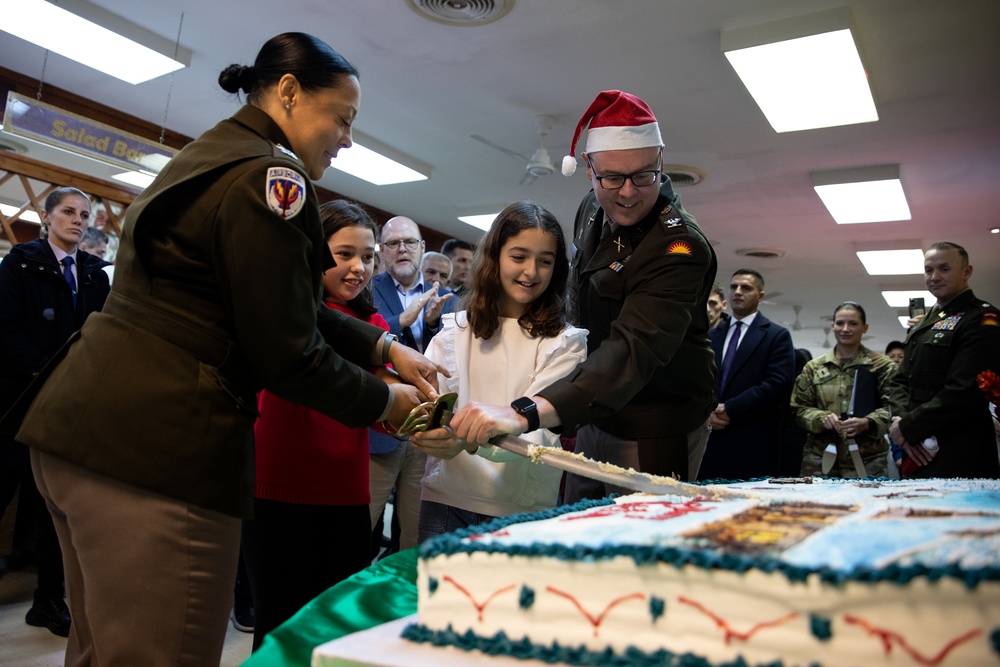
[791,346,896,477]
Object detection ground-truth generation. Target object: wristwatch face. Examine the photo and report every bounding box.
[511,396,536,413]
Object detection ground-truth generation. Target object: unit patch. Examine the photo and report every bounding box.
[266,167,306,219]
[981,311,999,327]
[667,240,693,256]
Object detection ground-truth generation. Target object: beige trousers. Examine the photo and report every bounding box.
[31,450,241,667]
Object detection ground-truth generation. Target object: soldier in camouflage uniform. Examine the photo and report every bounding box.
[791,302,896,477]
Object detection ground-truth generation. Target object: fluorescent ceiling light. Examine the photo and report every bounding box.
[0,203,41,224]
[722,8,877,132]
[328,143,428,186]
[881,290,934,308]
[1,0,189,85]
[458,213,499,232]
[856,249,924,275]
[812,164,910,224]
[897,316,912,329]
[112,171,156,189]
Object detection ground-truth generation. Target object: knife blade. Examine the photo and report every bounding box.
[488,434,753,500]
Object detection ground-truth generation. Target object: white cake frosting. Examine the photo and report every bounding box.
[405,478,1000,667]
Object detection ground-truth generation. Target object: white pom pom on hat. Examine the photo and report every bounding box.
[561,90,663,177]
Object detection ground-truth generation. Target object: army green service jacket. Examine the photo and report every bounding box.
[886,289,1000,478]
[16,106,390,516]
[537,183,717,440]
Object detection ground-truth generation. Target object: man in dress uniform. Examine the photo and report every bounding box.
[887,242,1000,478]
[442,90,718,491]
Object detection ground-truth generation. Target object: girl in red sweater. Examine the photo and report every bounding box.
[243,200,391,649]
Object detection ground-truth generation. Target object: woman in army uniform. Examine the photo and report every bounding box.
[791,302,896,477]
[13,33,442,667]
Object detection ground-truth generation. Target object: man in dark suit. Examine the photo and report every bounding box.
[371,217,453,353]
[370,216,454,555]
[698,269,795,480]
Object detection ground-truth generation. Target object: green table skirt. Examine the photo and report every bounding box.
[241,548,419,667]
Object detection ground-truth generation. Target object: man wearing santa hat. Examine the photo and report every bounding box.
[420,90,717,493]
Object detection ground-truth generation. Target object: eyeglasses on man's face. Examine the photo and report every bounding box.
[586,152,662,190]
[382,239,421,252]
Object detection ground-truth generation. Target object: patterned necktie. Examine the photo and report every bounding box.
[719,320,742,387]
[62,256,77,308]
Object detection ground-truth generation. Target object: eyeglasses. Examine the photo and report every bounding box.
[586,151,662,190]
[382,239,421,251]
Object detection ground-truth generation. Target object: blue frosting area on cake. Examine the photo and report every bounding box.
[418,480,1000,589]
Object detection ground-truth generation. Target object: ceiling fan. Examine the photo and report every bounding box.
[472,114,556,185]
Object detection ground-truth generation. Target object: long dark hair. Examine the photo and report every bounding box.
[218,33,358,104]
[319,200,377,318]
[465,201,568,340]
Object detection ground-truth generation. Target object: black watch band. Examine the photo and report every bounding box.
[866,417,877,433]
[382,333,397,365]
[510,396,539,433]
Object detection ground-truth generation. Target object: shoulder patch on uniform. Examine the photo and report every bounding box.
[266,167,306,219]
[666,240,693,256]
[981,311,999,326]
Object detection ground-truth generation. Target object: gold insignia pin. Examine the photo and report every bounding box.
[614,237,624,252]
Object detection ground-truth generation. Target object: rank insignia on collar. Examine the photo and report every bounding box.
[666,240,692,256]
[266,167,306,219]
[663,216,682,228]
[275,143,300,160]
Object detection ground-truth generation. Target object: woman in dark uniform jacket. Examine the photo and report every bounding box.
[13,33,440,667]
[0,187,110,637]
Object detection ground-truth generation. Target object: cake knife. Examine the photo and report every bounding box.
[487,434,753,500]
[409,394,751,499]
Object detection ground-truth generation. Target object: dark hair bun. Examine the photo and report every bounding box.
[218,64,251,94]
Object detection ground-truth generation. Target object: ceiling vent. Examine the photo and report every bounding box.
[736,247,786,259]
[406,0,514,26]
[662,164,706,187]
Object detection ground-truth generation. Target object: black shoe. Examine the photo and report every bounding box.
[231,606,254,633]
[25,597,71,637]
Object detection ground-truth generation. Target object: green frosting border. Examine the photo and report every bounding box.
[402,622,805,667]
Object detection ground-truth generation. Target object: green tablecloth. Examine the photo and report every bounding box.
[241,548,419,667]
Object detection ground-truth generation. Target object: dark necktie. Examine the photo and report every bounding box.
[719,320,742,387]
[62,256,77,308]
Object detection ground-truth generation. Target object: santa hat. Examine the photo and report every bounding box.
[561,90,663,176]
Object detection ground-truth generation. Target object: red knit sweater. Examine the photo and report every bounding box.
[253,302,388,505]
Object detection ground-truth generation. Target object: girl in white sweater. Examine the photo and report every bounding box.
[412,201,587,541]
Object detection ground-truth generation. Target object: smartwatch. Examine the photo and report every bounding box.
[382,333,398,365]
[510,396,539,433]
